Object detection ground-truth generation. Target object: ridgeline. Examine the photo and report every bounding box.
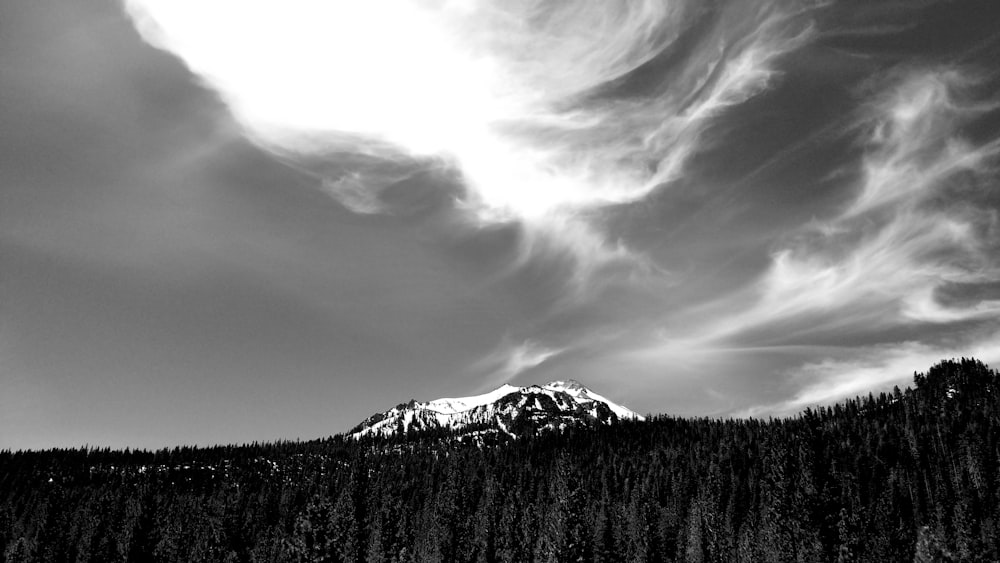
[2,358,998,562]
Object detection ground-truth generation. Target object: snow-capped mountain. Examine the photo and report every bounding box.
[348,379,644,439]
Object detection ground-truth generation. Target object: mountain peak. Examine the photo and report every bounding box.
[348,380,643,440]
[544,379,589,392]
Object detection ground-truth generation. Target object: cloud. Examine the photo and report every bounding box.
[123,0,815,281]
[736,330,1000,417]
[120,1,1000,414]
[666,67,1000,346]
[604,66,1000,416]
[473,339,564,390]
[764,69,1000,322]
[845,70,997,217]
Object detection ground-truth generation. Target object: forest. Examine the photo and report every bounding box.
[2,358,998,562]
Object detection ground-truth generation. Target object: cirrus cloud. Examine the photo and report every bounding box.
[124,0,816,281]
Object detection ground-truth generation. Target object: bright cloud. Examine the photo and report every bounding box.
[124,0,813,275]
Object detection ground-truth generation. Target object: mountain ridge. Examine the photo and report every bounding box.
[348,379,643,439]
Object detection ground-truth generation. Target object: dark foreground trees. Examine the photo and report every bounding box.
[2,358,999,562]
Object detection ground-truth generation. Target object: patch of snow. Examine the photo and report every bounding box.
[423,384,521,414]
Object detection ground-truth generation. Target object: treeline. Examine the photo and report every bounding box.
[2,358,999,562]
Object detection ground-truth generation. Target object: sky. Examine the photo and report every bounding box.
[2,0,1000,450]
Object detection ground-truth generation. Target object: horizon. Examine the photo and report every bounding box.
[2,0,1000,450]
[3,356,984,452]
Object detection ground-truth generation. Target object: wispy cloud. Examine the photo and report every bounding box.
[762,69,1000,323]
[667,67,1000,346]
[473,339,564,390]
[119,0,1000,416]
[613,66,1000,414]
[124,0,815,283]
[736,331,1000,417]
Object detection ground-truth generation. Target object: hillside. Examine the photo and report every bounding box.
[2,358,998,562]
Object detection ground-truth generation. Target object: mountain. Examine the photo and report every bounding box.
[5,359,1000,561]
[347,379,644,439]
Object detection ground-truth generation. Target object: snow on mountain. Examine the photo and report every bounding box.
[348,379,644,439]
